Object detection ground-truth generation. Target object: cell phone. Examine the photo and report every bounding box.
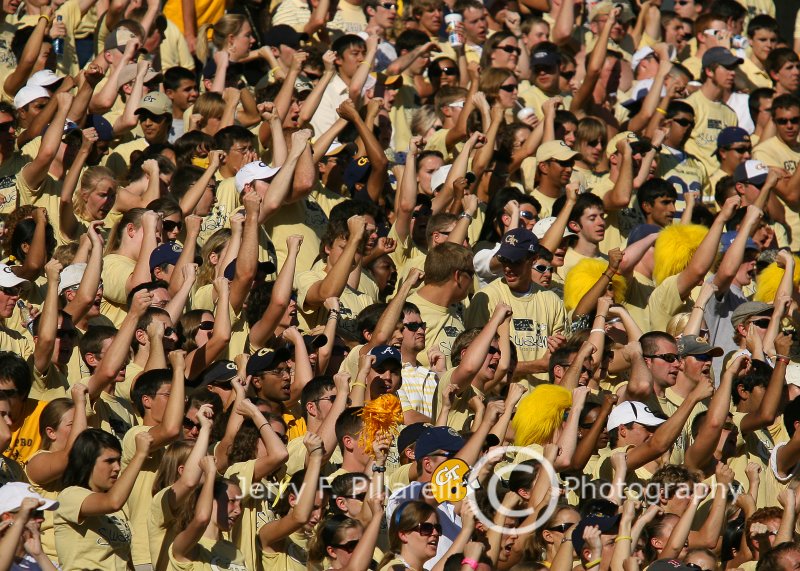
[374,74,386,99]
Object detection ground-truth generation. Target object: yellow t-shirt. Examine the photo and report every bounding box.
[28,360,70,402]
[389,83,420,158]
[26,450,61,564]
[407,291,464,368]
[327,0,368,33]
[623,271,656,333]
[424,128,463,164]
[685,90,739,174]
[4,398,46,467]
[100,254,136,328]
[295,267,377,336]
[16,168,65,243]
[738,57,772,90]
[646,274,693,332]
[103,138,149,181]
[168,537,247,571]
[592,175,626,254]
[12,0,81,76]
[122,424,165,567]
[55,485,133,571]
[657,387,707,465]
[0,152,29,213]
[148,487,178,571]
[262,200,325,273]
[431,368,483,433]
[752,136,800,251]
[530,188,558,219]
[163,0,224,33]
[224,459,266,571]
[160,19,195,72]
[465,279,566,387]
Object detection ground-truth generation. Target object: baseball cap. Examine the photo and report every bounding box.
[149,242,183,271]
[415,426,466,459]
[717,126,750,151]
[430,165,452,192]
[496,228,539,263]
[535,140,579,163]
[631,46,655,70]
[14,85,50,109]
[190,360,239,389]
[343,156,372,190]
[720,231,759,253]
[136,92,172,117]
[325,142,347,157]
[733,159,769,187]
[0,264,28,288]
[27,69,63,89]
[677,334,724,358]
[264,25,308,49]
[730,301,772,327]
[87,114,114,142]
[627,224,661,246]
[572,514,621,556]
[589,0,635,23]
[531,47,560,68]
[369,345,402,368]
[0,482,59,514]
[532,216,576,240]
[649,560,697,571]
[58,263,86,295]
[397,422,429,454]
[223,258,276,280]
[702,46,743,68]
[607,401,665,431]
[245,346,293,376]
[117,63,160,88]
[104,27,137,51]
[235,161,281,192]
[303,334,327,352]
[606,130,650,158]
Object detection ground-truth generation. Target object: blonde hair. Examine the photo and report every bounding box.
[479,68,515,106]
[198,229,231,288]
[193,92,225,129]
[76,166,117,221]
[666,312,691,339]
[196,14,248,64]
[105,208,146,255]
[411,105,438,138]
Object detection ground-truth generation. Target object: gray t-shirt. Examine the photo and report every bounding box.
[704,278,747,378]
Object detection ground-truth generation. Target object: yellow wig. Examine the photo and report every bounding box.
[512,384,572,446]
[754,256,800,303]
[563,258,627,312]
[653,224,709,285]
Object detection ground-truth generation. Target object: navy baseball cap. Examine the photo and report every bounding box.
[720,231,759,253]
[496,228,539,263]
[531,47,559,68]
[149,242,182,271]
[572,514,621,556]
[87,114,114,142]
[343,156,372,190]
[189,359,239,388]
[716,127,750,151]
[702,47,743,68]
[245,346,293,376]
[415,426,466,459]
[397,422,429,454]
[369,345,402,368]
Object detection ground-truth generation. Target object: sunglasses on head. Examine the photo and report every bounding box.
[162,220,182,233]
[643,353,682,363]
[561,70,576,80]
[412,522,443,536]
[498,45,521,55]
[775,117,800,125]
[499,83,519,92]
[333,539,360,553]
[404,321,427,332]
[672,117,695,128]
[533,263,554,274]
[198,321,214,331]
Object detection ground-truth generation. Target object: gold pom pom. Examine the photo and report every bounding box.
[563,258,627,312]
[653,224,708,285]
[358,394,404,457]
[512,384,572,446]
[754,256,800,302]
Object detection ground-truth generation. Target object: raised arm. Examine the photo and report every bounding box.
[362,268,424,354]
[570,10,614,116]
[171,456,218,562]
[3,14,50,98]
[167,404,215,509]
[712,205,763,295]
[303,216,366,307]
[33,260,63,374]
[146,351,186,449]
[235,398,290,481]
[450,304,511,390]
[178,151,222,216]
[336,99,387,203]
[21,92,73,191]
[393,136,423,245]
[185,278,232,379]
[60,129,97,240]
[740,334,791,433]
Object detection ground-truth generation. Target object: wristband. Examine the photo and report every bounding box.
[372,465,386,473]
[352,382,367,388]
[462,558,479,570]
[777,356,790,365]
[590,328,606,333]
[656,107,667,115]
[258,422,268,432]
[561,537,573,544]
[38,14,51,24]
[692,305,705,311]
[585,559,602,569]
[460,212,474,222]
[602,272,615,280]
[615,536,632,543]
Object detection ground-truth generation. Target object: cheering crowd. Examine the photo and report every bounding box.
[1,0,800,570]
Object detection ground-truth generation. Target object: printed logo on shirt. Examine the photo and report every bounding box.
[96,515,132,546]
[784,160,797,174]
[513,318,534,331]
[707,119,723,129]
[443,326,460,337]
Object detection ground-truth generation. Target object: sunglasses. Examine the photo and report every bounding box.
[304,71,322,81]
[687,565,712,571]
[519,210,536,221]
[163,220,182,233]
[183,417,201,430]
[552,158,575,168]
[0,388,19,398]
[440,66,459,76]
[499,83,519,92]
[546,523,574,532]
[140,111,169,123]
[0,121,15,132]
[379,1,397,9]
[333,539,360,553]
[498,45,521,55]
[488,346,501,355]
[412,522,443,536]
[775,117,800,125]
[404,321,427,332]
[688,353,713,362]
[643,353,682,363]
[672,117,695,128]
[0,285,21,296]
[749,318,771,328]
[561,70,576,80]
[164,326,176,337]
[724,145,751,154]
[533,264,554,274]
[198,321,214,331]
[586,138,603,148]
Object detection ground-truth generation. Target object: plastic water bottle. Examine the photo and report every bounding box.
[17,300,33,334]
[53,15,64,58]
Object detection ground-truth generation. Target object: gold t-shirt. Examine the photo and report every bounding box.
[407,291,464,368]
[100,254,136,328]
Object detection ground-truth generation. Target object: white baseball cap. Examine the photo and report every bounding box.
[234,161,281,192]
[0,482,59,514]
[27,70,63,89]
[13,85,50,110]
[430,164,452,192]
[631,46,655,71]
[58,263,87,295]
[532,216,576,240]
[607,401,665,431]
[0,264,28,289]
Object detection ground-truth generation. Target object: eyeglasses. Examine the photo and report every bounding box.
[533,264,554,274]
[499,83,519,92]
[333,539,360,552]
[519,210,536,221]
[672,117,695,128]
[163,220,182,233]
[498,45,521,56]
[229,145,255,154]
[0,388,19,398]
[643,353,682,363]
[546,523,574,533]
[688,353,713,362]
[0,285,21,296]
[412,522,443,536]
[724,145,751,153]
[198,321,214,331]
[314,395,337,404]
[264,367,292,377]
[183,417,201,430]
[749,318,771,328]
[404,321,427,332]
[440,66,459,76]
[561,70,576,80]
[775,117,800,125]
